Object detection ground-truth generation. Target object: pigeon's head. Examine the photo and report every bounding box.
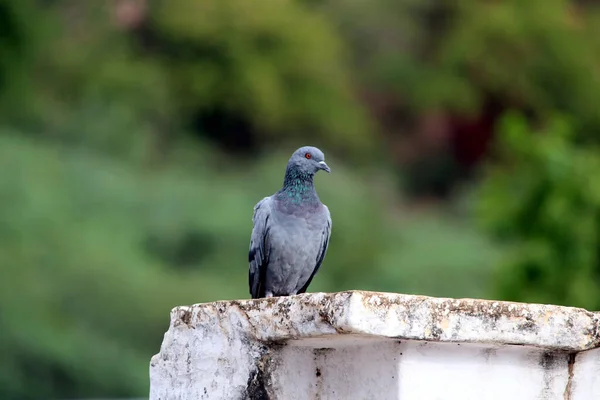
[288,146,330,175]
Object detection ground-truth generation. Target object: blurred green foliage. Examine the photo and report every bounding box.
[326,0,600,130]
[151,0,373,150]
[1,0,600,398]
[0,0,375,159]
[478,113,600,310]
[442,0,600,138]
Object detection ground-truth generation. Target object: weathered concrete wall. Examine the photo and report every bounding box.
[149,291,600,400]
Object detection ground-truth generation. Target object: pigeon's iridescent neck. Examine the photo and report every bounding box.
[278,168,319,205]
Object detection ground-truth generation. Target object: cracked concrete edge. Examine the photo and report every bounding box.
[160,290,600,352]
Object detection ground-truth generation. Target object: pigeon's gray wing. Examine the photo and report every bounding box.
[297,206,332,294]
[248,197,272,299]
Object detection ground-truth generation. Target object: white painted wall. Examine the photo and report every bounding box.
[149,291,600,400]
[271,338,571,400]
[572,348,600,398]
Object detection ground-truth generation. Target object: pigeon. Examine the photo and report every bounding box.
[248,146,332,299]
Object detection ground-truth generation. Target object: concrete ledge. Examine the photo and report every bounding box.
[149,291,600,400]
[168,291,599,351]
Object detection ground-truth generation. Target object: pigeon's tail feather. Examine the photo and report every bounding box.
[249,249,267,299]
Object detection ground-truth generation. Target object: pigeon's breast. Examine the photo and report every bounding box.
[268,205,327,264]
[271,207,324,244]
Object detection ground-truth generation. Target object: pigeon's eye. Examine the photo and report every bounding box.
[305,153,311,159]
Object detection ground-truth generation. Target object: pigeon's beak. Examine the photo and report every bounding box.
[318,161,331,173]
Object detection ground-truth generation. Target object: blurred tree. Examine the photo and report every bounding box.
[439,0,600,140]
[139,0,373,157]
[317,0,600,197]
[478,112,600,310]
[0,0,376,162]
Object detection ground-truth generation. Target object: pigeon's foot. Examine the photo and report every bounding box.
[265,292,274,298]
